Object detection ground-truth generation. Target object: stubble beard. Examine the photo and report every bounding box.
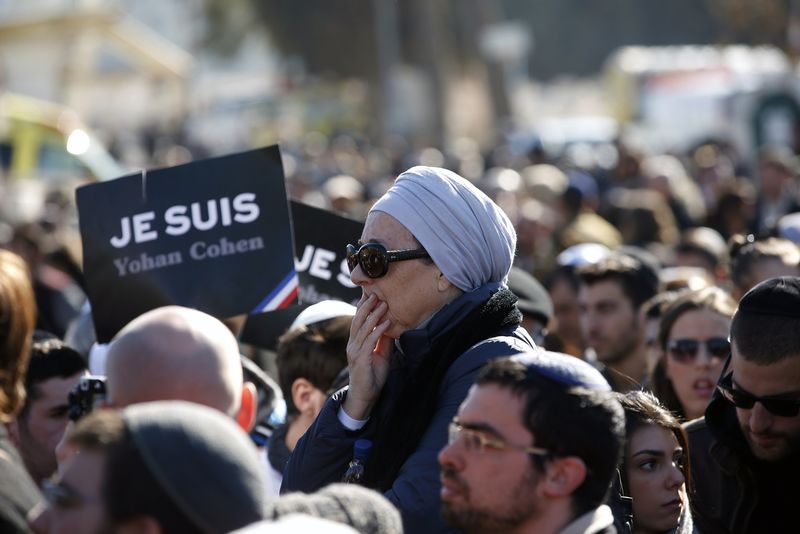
[440,467,541,533]
[742,424,800,463]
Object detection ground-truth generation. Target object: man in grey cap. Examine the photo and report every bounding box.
[686,276,800,533]
[31,400,266,534]
[439,350,624,533]
[507,266,553,347]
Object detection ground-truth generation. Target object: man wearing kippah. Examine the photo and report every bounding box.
[686,277,800,533]
[30,401,267,534]
[439,351,624,534]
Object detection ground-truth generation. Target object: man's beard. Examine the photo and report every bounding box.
[595,330,639,366]
[741,423,800,462]
[440,466,540,533]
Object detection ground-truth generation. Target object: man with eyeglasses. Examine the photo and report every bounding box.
[438,350,625,534]
[686,276,800,533]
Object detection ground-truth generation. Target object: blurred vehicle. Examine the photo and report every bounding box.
[0,92,124,184]
[507,114,620,170]
[604,45,800,161]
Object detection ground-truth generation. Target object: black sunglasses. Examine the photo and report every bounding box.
[717,372,800,417]
[346,242,429,279]
[667,337,730,364]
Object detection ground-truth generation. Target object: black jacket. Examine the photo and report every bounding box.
[685,388,800,533]
[282,284,534,533]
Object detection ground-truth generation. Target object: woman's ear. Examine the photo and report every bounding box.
[436,270,452,292]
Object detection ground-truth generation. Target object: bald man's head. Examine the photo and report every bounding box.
[106,306,243,417]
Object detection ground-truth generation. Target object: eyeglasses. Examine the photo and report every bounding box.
[447,420,550,457]
[346,242,429,279]
[667,337,730,364]
[717,373,800,417]
[42,479,101,510]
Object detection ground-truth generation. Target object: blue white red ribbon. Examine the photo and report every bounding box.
[251,271,299,313]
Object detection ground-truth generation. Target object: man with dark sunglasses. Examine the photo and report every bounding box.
[686,276,800,533]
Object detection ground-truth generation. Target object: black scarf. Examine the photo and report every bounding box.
[363,288,522,490]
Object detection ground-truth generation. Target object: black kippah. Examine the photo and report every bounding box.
[738,276,800,318]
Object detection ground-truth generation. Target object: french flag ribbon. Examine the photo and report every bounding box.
[251,271,299,314]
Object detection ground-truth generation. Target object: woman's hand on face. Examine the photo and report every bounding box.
[343,293,392,420]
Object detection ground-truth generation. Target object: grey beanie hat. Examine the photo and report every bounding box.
[122,401,266,534]
[371,166,516,291]
[266,483,402,534]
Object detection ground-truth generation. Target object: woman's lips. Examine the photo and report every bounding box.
[693,377,715,397]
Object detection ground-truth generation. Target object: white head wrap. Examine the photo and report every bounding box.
[371,166,516,291]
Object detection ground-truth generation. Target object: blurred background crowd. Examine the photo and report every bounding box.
[2,0,800,357]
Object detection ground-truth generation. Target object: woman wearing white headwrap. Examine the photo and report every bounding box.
[283,167,535,533]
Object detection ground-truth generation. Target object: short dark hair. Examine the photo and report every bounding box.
[276,316,350,416]
[729,236,799,293]
[617,391,692,499]
[577,253,659,310]
[730,308,800,364]
[476,358,625,516]
[69,411,205,534]
[20,338,86,419]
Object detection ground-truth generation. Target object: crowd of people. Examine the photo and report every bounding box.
[0,132,799,533]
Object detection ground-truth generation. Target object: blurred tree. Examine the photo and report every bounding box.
[707,0,789,46]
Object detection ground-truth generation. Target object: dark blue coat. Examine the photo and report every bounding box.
[282,284,534,533]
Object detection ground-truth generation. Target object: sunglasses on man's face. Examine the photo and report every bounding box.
[346,242,429,279]
[667,337,730,364]
[717,372,800,417]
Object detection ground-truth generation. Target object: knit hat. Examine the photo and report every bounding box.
[122,401,266,534]
[265,483,402,533]
[510,350,611,391]
[371,166,516,291]
[737,276,800,318]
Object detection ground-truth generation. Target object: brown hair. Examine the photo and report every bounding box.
[650,286,735,419]
[729,236,800,296]
[617,390,692,499]
[0,250,36,422]
[276,315,350,417]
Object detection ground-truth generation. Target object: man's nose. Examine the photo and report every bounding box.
[438,441,464,472]
[748,401,773,434]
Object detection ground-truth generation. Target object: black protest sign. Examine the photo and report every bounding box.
[77,145,298,342]
[239,201,363,350]
[291,201,362,306]
[239,303,308,352]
